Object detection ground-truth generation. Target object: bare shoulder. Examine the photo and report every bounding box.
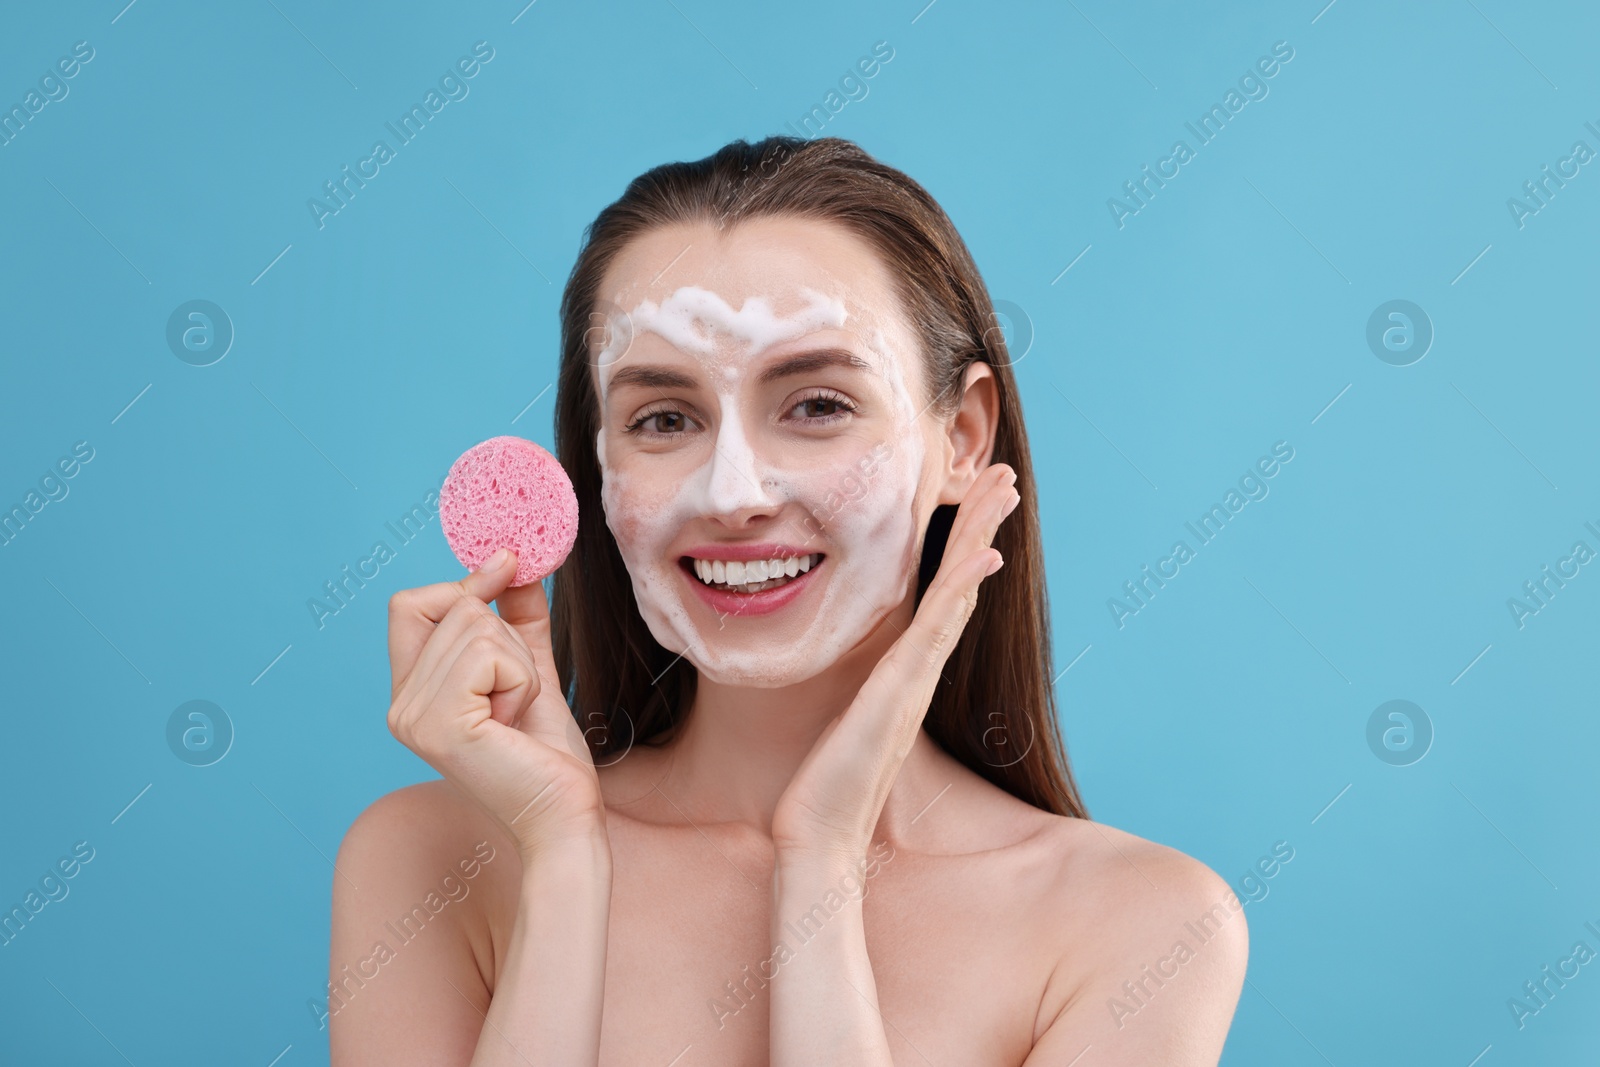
[334,778,520,934]
[1043,817,1247,959]
[336,778,514,890]
[1019,815,1249,1065]
[340,777,469,846]
[938,774,1246,960]
[1038,817,1238,912]
[328,780,516,1057]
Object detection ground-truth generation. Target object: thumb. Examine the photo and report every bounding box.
[492,570,585,758]
[459,547,520,603]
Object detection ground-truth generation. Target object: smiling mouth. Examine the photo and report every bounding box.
[680,553,825,594]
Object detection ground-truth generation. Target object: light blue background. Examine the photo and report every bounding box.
[2,0,1596,1063]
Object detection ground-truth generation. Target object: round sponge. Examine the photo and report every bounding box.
[439,436,579,587]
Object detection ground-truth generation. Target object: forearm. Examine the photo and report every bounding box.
[469,833,613,1067]
[768,855,893,1067]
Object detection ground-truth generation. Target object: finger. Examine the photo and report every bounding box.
[940,464,1017,567]
[839,477,1016,760]
[905,542,1003,668]
[909,465,1018,662]
[835,547,1000,768]
[437,627,539,736]
[490,572,565,719]
[438,598,539,690]
[394,597,537,734]
[394,594,501,712]
[387,549,519,695]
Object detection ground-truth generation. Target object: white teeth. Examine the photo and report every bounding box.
[689,553,820,589]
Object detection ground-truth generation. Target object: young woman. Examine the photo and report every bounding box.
[330,136,1247,1065]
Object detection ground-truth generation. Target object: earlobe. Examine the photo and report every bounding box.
[938,361,999,506]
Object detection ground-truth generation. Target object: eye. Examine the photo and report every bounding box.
[786,389,857,425]
[623,403,697,437]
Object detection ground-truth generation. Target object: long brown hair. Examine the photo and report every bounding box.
[550,135,1087,820]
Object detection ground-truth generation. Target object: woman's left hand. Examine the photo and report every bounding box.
[770,462,1021,866]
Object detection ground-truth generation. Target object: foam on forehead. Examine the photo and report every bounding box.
[595,285,848,403]
[865,325,919,425]
[640,285,845,354]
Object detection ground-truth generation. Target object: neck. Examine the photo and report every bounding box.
[648,595,947,842]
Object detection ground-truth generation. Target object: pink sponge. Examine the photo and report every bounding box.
[439,436,578,587]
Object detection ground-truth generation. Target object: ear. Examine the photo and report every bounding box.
[936,360,999,506]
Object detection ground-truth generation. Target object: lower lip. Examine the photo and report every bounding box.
[681,558,824,617]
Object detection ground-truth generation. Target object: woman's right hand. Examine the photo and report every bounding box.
[386,548,606,863]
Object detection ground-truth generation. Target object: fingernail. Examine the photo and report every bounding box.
[1002,491,1020,519]
[482,548,511,571]
[984,553,1004,577]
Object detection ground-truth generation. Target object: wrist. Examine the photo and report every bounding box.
[773,846,876,899]
[517,821,612,875]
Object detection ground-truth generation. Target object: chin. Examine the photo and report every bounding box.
[690,658,828,689]
[657,598,908,692]
[656,622,836,689]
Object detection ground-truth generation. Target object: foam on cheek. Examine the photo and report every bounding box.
[679,316,928,687]
[787,438,924,673]
[594,283,931,687]
[793,332,927,675]
[599,441,703,659]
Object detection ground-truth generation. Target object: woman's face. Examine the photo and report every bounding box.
[589,215,950,688]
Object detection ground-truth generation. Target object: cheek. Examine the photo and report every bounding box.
[600,454,692,554]
[817,438,924,547]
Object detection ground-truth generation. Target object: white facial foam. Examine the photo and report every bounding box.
[594,284,930,688]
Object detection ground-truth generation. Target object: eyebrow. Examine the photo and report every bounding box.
[606,348,873,393]
[606,364,697,391]
[757,348,872,383]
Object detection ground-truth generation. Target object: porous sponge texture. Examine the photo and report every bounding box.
[439,436,579,587]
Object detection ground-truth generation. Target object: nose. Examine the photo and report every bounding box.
[702,406,782,523]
